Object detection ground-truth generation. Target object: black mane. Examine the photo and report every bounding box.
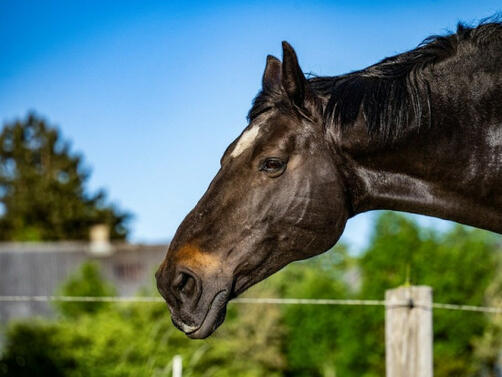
[250,18,502,141]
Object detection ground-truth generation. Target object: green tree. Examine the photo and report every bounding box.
[0,113,130,241]
[337,212,499,377]
[252,245,354,377]
[473,252,502,376]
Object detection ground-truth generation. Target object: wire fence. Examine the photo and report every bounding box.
[0,295,501,314]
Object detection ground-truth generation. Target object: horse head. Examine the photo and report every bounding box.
[156,42,349,338]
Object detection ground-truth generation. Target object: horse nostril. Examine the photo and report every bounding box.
[174,271,197,298]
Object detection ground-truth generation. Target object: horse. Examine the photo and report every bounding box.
[156,20,502,339]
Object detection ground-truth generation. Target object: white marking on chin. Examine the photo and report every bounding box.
[231,126,260,157]
[181,323,198,333]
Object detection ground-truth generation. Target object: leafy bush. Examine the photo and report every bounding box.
[1,263,285,377]
[54,261,116,318]
[0,322,77,377]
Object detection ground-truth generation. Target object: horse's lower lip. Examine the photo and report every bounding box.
[184,290,228,339]
[180,323,199,334]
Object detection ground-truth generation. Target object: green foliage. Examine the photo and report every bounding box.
[338,212,498,377]
[55,262,116,318]
[473,253,502,375]
[0,322,77,377]
[0,113,130,241]
[258,245,354,377]
[0,212,500,376]
[0,262,285,377]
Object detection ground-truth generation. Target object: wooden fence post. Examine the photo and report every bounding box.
[385,286,433,377]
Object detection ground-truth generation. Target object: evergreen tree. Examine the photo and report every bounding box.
[0,113,130,241]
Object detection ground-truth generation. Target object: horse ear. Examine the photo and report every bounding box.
[262,55,282,91]
[281,41,311,108]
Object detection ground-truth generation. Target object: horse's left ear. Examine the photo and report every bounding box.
[281,41,316,111]
[262,55,282,91]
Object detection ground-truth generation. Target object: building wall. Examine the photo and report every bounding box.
[0,242,168,322]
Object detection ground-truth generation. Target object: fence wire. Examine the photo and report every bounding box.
[0,295,500,314]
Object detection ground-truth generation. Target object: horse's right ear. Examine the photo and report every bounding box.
[262,55,282,91]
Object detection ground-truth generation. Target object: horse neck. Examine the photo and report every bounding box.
[327,75,502,234]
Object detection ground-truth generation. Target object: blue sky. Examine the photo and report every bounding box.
[1,1,500,250]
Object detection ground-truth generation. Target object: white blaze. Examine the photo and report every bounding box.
[230,126,260,158]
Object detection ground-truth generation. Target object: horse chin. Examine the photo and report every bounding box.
[184,290,229,339]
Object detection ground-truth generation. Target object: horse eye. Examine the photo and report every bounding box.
[260,157,287,177]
